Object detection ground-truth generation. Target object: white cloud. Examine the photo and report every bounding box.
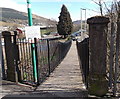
[0,0,27,12]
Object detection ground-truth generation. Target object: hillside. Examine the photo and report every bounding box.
[0,7,57,27]
[73,20,86,25]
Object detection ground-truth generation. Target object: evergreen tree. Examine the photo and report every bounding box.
[57,4,73,38]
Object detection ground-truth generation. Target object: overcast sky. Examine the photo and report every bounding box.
[0,0,115,21]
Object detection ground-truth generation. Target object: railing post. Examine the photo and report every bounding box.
[13,31,21,83]
[1,32,6,80]
[87,16,110,96]
[47,39,50,75]
[31,39,38,85]
[34,38,39,85]
[2,52,5,80]
[0,32,4,81]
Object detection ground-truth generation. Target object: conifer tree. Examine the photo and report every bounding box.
[57,4,73,38]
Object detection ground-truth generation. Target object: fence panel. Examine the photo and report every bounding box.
[49,39,60,72]
[37,39,49,83]
[36,38,72,84]
[76,38,89,89]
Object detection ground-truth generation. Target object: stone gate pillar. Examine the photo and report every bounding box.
[2,31,16,82]
[87,16,109,96]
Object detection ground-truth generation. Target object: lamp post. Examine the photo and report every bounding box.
[80,8,87,39]
[80,8,86,34]
[27,0,33,26]
[80,8,82,33]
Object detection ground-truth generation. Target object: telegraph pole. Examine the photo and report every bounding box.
[27,0,33,26]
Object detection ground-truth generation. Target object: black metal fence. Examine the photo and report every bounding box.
[2,31,72,86]
[76,38,89,89]
[37,38,61,84]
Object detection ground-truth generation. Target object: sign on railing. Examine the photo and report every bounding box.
[25,26,41,39]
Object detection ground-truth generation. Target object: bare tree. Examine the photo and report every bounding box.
[91,0,103,16]
[103,1,120,95]
[92,0,120,95]
[113,1,120,96]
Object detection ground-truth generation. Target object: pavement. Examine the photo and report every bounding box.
[1,41,88,98]
[0,80,36,98]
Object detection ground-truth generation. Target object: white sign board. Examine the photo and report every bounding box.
[25,26,41,39]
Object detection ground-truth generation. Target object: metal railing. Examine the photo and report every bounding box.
[1,31,72,86]
[76,37,89,89]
